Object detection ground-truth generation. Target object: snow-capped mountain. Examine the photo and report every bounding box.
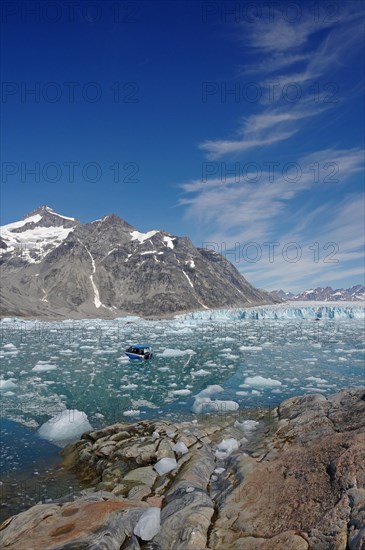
[0,206,79,262]
[270,286,365,302]
[0,206,278,319]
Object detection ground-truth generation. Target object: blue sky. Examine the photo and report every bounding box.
[1,0,364,291]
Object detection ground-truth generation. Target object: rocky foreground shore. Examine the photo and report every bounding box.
[0,387,364,549]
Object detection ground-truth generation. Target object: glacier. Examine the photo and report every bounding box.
[177,302,365,320]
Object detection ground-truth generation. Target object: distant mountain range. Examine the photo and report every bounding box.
[270,286,365,302]
[0,206,278,319]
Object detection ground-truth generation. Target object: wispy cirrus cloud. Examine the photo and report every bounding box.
[180,148,364,289]
[180,3,364,290]
[199,102,329,159]
[200,6,364,159]
[199,129,297,159]
[243,193,365,291]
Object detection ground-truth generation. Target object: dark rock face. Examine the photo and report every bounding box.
[0,206,277,319]
[0,388,364,549]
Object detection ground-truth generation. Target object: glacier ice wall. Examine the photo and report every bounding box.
[177,302,365,321]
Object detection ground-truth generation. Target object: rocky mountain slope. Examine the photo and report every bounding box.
[0,206,277,319]
[0,387,364,549]
[270,285,365,302]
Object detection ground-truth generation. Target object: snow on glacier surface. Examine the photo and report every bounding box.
[0,303,364,433]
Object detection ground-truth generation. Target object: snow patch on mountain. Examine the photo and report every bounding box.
[182,270,194,288]
[270,286,365,302]
[78,240,113,311]
[130,230,158,243]
[0,207,77,262]
[163,236,175,249]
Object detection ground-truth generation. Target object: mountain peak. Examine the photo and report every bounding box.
[23,205,78,224]
[95,213,136,231]
[0,205,277,318]
[270,285,365,302]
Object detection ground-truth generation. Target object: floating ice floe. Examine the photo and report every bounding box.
[32,362,58,372]
[191,384,238,414]
[306,376,328,384]
[3,343,17,350]
[196,385,224,397]
[243,375,282,387]
[37,409,92,447]
[134,507,161,541]
[154,457,177,475]
[123,409,140,417]
[192,369,210,376]
[171,389,191,396]
[0,379,17,390]
[158,348,196,357]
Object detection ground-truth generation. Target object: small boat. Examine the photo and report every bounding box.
[125,345,153,360]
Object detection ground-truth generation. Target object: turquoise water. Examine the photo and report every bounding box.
[0,418,79,521]
[1,305,364,431]
[0,304,364,519]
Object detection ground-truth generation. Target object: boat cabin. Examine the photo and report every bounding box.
[125,345,153,360]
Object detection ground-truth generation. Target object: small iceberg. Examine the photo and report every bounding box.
[37,409,92,447]
[0,379,17,390]
[158,348,196,357]
[191,384,238,414]
[243,375,282,387]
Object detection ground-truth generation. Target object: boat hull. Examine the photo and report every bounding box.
[125,352,143,360]
[125,352,152,360]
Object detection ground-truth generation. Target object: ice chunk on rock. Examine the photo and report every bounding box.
[192,396,239,414]
[215,438,240,459]
[154,457,177,476]
[234,419,259,435]
[134,507,161,541]
[172,441,189,455]
[37,409,92,447]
